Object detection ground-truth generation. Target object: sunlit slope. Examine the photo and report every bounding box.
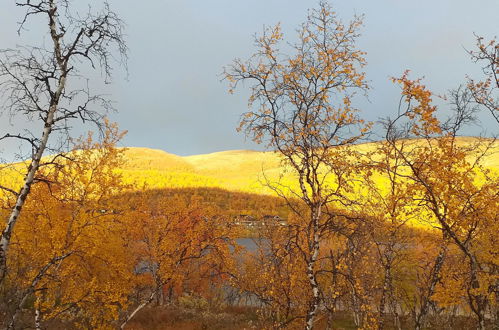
[116,148,283,193]
[118,137,499,194]
[118,148,224,189]
[121,148,194,171]
[2,137,498,199]
[183,150,284,193]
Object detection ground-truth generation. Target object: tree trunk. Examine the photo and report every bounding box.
[120,291,157,329]
[477,316,486,330]
[154,276,164,306]
[0,70,65,284]
[305,217,321,330]
[0,130,50,282]
[466,255,487,330]
[415,247,446,330]
[378,267,390,329]
[35,306,42,330]
[326,249,338,329]
[470,286,487,330]
[7,253,70,329]
[392,303,401,330]
[351,284,361,328]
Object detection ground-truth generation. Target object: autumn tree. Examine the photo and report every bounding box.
[324,220,379,329]
[225,2,370,328]
[360,139,420,329]
[387,72,498,330]
[367,114,451,330]
[4,122,134,329]
[0,0,127,284]
[119,192,236,329]
[231,218,311,328]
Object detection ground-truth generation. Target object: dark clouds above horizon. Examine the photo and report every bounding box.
[1,0,498,158]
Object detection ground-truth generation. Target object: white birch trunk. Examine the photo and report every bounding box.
[35,306,42,330]
[120,291,157,330]
[0,1,67,284]
[305,212,321,330]
[0,114,54,281]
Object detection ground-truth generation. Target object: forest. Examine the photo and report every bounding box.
[0,1,498,329]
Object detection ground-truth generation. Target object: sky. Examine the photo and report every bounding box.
[0,0,498,158]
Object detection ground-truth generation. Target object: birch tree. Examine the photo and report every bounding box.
[120,193,235,329]
[0,0,127,284]
[225,2,370,328]
[6,123,132,329]
[388,73,498,330]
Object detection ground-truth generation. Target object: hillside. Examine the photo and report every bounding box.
[121,148,195,172]
[117,137,499,194]
[117,148,285,194]
[2,137,498,202]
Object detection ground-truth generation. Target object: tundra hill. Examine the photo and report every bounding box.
[118,137,499,194]
[182,149,284,193]
[118,147,224,190]
[1,137,498,206]
[121,147,194,172]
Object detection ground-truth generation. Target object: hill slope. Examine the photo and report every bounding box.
[118,137,499,194]
[2,137,498,199]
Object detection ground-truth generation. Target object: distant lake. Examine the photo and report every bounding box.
[236,237,269,252]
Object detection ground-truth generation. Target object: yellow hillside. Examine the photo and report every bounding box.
[115,148,282,193]
[183,150,283,193]
[1,137,498,199]
[117,147,226,189]
[121,147,194,172]
[117,137,499,194]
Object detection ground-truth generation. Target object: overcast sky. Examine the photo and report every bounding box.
[1,0,498,157]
